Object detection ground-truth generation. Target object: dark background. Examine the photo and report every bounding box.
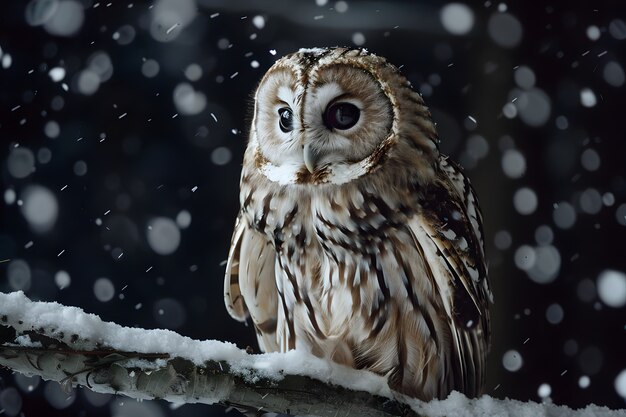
[1,0,625,416]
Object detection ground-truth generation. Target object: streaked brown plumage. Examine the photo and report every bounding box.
[224,47,492,400]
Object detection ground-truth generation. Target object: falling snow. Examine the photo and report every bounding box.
[502,350,523,372]
[48,66,66,82]
[440,3,475,36]
[597,270,626,308]
[146,217,181,255]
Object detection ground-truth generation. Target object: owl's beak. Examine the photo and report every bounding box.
[303,143,318,173]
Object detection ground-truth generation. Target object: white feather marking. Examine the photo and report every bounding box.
[327,161,370,185]
[326,136,396,184]
[274,258,284,293]
[409,224,454,319]
[467,266,479,282]
[277,86,295,107]
[312,83,344,111]
[329,287,354,331]
[260,160,300,185]
[297,47,328,55]
[353,270,361,287]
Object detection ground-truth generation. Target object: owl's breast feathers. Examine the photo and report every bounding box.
[225,156,491,400]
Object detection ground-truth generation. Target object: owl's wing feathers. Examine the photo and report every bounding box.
[224,213,280,352]
[406,157,491,396]
[224,214,247,321]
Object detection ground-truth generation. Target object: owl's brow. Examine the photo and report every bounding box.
[325,92,356,106]
[269,98,290,110]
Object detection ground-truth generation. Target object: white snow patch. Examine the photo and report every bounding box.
[514,87,551,126]
[142,59,160,78]
[150,0,196,42]
[335,1,348,13]
[77,69,101,95]
[25,0,60,26]
[538,382,551,398]
[7,147,35,179]
[297,47,327,55]
[54,270,71,289]
[514,66,536,89]
[580,88,597,107]
[440,3,474,35]
[48,66,66,82]
[409,390,623,417]
[546,303,564,324]
[1,53,12,69]
[252,15,265,29]
[352,32,366,46]
[579,375,591,389]
[616,369,626,399]
[184,63,202,81]
[147,217,181,255]
[93,277,115,302]
[7,260,31,291]
[4,188,17,205]
[43,0,84,37]
[581,148,601,171]
[20,185,58,233]
[609,19,626,40]
[173,83,206,115]
[502,349,523,372]
[488,12,523,48]
[597,269,626,308]
[175,210,192,229]
[14,334,42,348]
[211,146,232,165]
[553,201,577,229]
[513,187,538,215]
[586,25,601,41]
[604,61,625,87]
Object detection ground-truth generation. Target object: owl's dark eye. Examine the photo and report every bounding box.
[323,102,360,130]
[278,107,293,133]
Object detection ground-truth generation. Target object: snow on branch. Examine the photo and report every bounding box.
[0,291,621,417]
[0,291,416,417]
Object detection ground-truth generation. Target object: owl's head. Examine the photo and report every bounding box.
[249,47,439,186]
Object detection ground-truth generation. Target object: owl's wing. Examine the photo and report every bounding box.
[407,157,492,396]
[224,213,280,352]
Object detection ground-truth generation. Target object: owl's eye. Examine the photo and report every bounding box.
[278,107,294,133]
[323,102,360,130]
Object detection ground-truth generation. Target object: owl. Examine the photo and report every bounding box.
[224,47,491,401]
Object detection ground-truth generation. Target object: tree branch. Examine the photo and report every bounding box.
[0,292,418,417]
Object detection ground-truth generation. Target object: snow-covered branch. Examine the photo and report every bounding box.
[0,291,416,416]
[0,292,621,417]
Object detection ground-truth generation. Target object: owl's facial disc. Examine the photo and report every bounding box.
[300,65,392,174]
[252,53,396,185]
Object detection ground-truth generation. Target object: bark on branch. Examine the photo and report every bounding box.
[0,292,419,417]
